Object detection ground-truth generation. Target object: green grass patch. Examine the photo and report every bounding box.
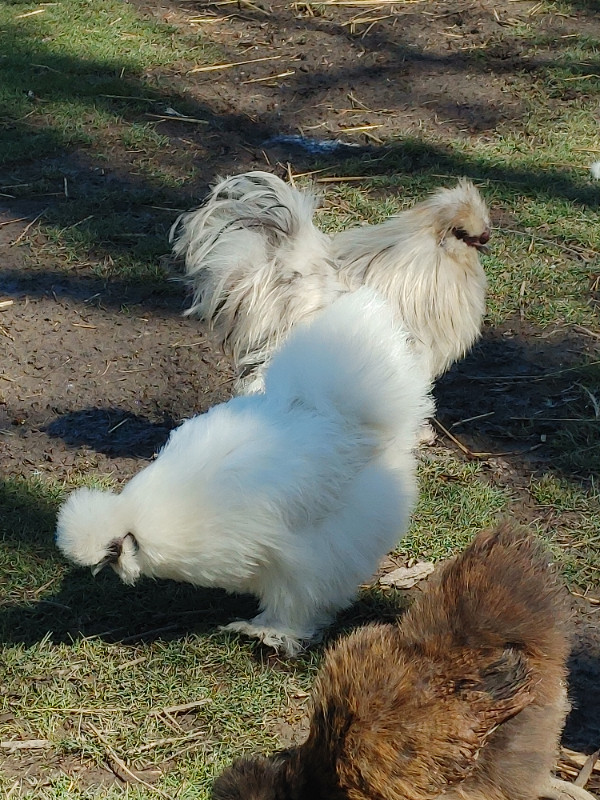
[0,0,215,280]
[402,453,599,590]
[402,453,512,561]
[0,0,215,165]
[528,473,600,588]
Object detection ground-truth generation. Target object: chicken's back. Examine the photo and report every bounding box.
[402,522,571,800]
[401,521,569,659]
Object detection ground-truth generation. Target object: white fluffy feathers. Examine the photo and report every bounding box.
[56,289,433,655]
[171,171,490,391]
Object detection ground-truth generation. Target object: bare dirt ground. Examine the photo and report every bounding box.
[1,0,599,791]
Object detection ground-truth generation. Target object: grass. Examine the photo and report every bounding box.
[0,632,314,798]
[0,0,216,164]
[0,0,218,279]
[1,0,600,795]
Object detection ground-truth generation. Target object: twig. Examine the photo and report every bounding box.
[510,417,600,423]
[0,217,28,228]
[519,279,527,321]
[315,175,371,183]
[236,0,272,13]
[0,324,14,341]
[10,208,48,246]
[322,0,422,4]
[132,728,207,755]
[85,721,170,798]
[342,12,392,25]
[432,418,491,458]
[155,699,211,716]
[347,91,371,110]
[169,340,205,348]
[30,707,124,713]
[361,128,384,143]
[147,114,209,124]
[107,418,130,434]
[498,227,594,259]
[290,167,335,179]
[422,3,478,17]
[243,70,295,84]
[573,324,600,340]
[450,411,495,428]
[561,747,600,772]
[466,359,600,383]
[433,418,545,459]
[563,74,600,81]
[15,8,46,17]
[118,623,182,643]
[100,94,157,101]
[338,124,383,133]
[570,590,600,606]
[189,55,281,74]
[6,780,20,799]
[577,382,600,418]
[0,739,52,750]
[188,15,227,22]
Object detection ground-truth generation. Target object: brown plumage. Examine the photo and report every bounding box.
[213,523,590,800]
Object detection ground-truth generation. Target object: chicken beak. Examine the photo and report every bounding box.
[475,228,491,252]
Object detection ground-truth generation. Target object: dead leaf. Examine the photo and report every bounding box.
[379,562,435,588]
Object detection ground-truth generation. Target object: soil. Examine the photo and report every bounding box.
[1,0,599,793]
[0,208,232,482]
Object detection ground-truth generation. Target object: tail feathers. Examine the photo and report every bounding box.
[265,287,433,445]
[171,171,320,268]
[402,522,570,659]
[170,172,336,365]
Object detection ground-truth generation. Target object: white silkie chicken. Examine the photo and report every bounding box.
[170,172,490,393]
[56,289,433,656]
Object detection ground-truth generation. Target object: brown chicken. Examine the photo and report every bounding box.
[213,523,595,800]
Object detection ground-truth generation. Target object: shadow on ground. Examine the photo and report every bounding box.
[435,325,600,477]
[564,617,600,753]
[45,408,174,459]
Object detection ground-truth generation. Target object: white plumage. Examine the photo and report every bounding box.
[56,289,433,656]
[171,172,490,392]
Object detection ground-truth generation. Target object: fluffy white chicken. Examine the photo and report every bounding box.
[170,172,490,392]
[56,289,433,656]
